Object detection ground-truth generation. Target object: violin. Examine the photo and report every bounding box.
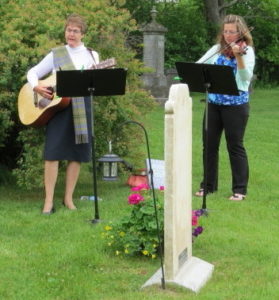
[223,39,248,58]
[199,27,253,64]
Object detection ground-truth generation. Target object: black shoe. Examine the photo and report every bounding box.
[42,207,55,215]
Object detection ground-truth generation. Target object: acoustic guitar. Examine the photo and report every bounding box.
[18,58,116,127]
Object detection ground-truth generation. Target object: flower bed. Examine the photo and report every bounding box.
[102,184,204,258]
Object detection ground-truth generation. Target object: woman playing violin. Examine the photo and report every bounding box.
[195,14,255,201]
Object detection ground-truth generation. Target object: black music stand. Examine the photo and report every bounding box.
[175,62,239,212]
[56,68,127,223]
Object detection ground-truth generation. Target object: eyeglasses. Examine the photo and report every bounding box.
[223,30,239,35]
[66,28,81,34]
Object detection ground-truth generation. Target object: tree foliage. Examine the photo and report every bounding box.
[156,0,209,67]
[0,0,155,188]
[124,0,279,83]
[229,0,279,84]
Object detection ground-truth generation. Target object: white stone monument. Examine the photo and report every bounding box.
[142,84,214,293]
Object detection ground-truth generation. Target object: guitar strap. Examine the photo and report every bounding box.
[87,47,98,68]
[52,46,89,144]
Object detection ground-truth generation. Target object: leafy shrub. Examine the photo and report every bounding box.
[102,184,164,258]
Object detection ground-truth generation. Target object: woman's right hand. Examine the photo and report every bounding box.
[33,85,54,100]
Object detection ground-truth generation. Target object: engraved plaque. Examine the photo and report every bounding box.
[178,247,188,268]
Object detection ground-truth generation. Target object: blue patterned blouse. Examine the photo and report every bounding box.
[208,55,249,106]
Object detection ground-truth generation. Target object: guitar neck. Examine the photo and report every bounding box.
[91,58,116,70]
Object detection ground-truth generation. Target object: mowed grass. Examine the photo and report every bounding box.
[0,87,278,299]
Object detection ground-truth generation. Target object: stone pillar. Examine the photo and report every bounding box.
[141,6,168,101]
[142,84,214,293]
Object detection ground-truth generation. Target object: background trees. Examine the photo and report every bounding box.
[230,0,279,83]
[123,0,279,83]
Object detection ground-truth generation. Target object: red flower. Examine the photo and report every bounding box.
[128,193,144,205]
[192,215,198,226]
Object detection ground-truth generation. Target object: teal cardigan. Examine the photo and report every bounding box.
[197,44,255,92]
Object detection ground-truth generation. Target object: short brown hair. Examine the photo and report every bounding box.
[65,14,87,34]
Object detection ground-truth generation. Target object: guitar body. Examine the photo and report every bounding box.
[18,58,116,127]
[18,74,71,127]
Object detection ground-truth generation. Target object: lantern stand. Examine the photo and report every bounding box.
[120,120,166,290]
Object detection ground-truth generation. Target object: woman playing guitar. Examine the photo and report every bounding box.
[27,14,99,214]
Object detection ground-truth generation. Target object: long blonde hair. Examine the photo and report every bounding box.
[217,14,254,54]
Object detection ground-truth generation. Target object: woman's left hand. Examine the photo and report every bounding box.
[231,43,242,56]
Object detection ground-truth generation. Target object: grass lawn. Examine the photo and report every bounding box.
[0,87,278,299]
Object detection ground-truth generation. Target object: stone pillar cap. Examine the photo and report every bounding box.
[140,6,168,33]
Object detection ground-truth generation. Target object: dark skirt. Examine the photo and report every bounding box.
[44,97,92,162]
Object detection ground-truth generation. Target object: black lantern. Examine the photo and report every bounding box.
[98,141,124,181]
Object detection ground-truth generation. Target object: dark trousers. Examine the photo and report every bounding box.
[201,102,250,195]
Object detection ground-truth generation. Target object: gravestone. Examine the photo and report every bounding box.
[142,84,214,293]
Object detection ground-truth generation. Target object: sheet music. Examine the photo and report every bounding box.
[145,159,165,189]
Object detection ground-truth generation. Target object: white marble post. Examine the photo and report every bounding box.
[164,83,193,277]
[142,84,214,293]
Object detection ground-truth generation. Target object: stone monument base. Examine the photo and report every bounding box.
[142,256,214,293]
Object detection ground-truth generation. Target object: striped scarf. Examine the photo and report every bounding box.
[52,46,89,144]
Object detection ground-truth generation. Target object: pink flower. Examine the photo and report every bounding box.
[128,193,144,205]
[159,186,165,191]
[131,186,141,191]
[192,215,198,226]
[131,184,150,191]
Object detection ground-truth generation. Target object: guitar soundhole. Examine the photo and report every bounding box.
[38,98,52,109]
[47,86,54,93]
[37,87,54,109]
